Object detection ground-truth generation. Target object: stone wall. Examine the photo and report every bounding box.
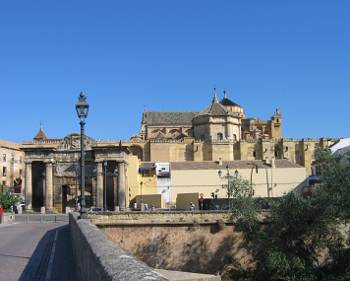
[69,213,168,281]
[100,223,253,277]
[88,211,233,226]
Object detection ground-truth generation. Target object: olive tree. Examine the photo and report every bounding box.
[227,148,350,281]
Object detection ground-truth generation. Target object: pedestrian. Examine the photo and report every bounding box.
[0,204,4,224]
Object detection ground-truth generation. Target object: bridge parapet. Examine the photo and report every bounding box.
[69,213,168,281]
[88,211,233,227]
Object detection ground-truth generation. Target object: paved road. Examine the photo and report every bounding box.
[0,223,77,281]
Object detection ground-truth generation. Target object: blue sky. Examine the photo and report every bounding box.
[0,1,349,142]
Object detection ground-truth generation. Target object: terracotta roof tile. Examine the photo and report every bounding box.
[143,112,198,126]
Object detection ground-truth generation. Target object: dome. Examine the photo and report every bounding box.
[220,90,242,108]
[220,97,242,108]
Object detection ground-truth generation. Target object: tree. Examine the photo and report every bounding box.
[227,148,350,281]
[229,174,258,235]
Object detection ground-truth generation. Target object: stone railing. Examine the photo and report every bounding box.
[0,213,16,224]
[69,213,168,281]
[23,139,63,144]
[89,211,233,227]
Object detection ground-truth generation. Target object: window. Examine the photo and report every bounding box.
[253,151,257,158]
[2,167,7,177]
[217,133,223,141]
[2,154,6,162]
[233,134,237,141]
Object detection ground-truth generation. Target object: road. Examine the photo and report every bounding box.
[0,222,77,281]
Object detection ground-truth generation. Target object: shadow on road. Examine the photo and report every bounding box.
[19,224,77,281]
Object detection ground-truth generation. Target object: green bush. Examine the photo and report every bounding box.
[0,189,21,212]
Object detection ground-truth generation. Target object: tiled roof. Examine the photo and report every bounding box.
[0,140,22,150]
[171,160,303,170]
[197,94,228,116]
[208,102,227,115]
[220,97,241,108]
[34,128,47,140]
[143,112,198,126]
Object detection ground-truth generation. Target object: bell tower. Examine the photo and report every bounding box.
[270,107,282,142]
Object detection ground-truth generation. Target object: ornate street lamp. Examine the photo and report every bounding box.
[76,91,89,219]
[218,165,239,210]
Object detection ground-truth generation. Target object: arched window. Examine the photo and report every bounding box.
[233,134,237,141]
[217,133,223,141]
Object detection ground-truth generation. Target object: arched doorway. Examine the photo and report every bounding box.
[32,162,45,211]
[104,161,117,211]
[62,185,69,212]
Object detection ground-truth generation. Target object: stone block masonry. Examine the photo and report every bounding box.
[69,213,168,281]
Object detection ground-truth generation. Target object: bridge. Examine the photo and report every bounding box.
[0,213,222,281]
[0,214,76,281]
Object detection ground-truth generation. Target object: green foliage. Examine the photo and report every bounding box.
[227,148,350,281]
[314,148,350,220]
[229,174,260,242]
[266,251,315,281]
[0,189,21,212]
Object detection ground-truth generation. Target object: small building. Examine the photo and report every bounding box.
[170,160,307,204]
[0,140,24,193]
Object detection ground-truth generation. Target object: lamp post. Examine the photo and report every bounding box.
[140,181,144,210]
[104,161,107,211]
[218,165,239,210]
[76,92,89,219]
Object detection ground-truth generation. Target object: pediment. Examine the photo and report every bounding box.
[57,133,95,151]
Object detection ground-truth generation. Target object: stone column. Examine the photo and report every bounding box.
[45,161,53,211]
[113,167,118,209]
[25,161,32,211]
[118,162,126,210]
[96,161,103,208]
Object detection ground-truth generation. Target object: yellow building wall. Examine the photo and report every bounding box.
[150,142,190,162]
[0,144,24,191]
[300,140,318,175]
[260,141,275,161]
[134,194,165,208]
[170,166,307,203]
[211,143,234,161]
[281,140,297,163]
[126,155,140,204]
[193,142,204,161]
[239,141,257,161]
[176,193,200,210]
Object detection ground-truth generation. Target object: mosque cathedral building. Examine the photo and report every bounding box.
[4,90,336,213]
